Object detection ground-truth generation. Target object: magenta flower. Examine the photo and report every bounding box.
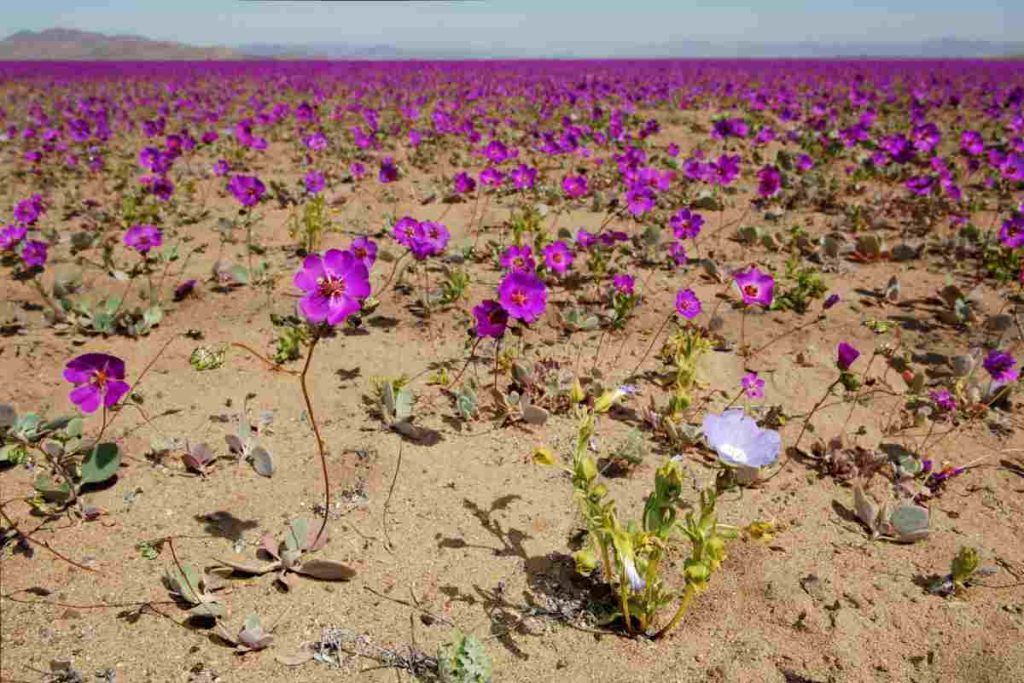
[123,224,163,255]
[304,170,326,194]
[173,279,198,301]
[542,241,573,274]
[13,196,43,226]
[733,267,774,307]
[411,221,450,260]
[480,166,505,187]
[575,229,597,250]
[710,154,741,186]
[227,175,265,207]
[21,240,47,269]
[675,288,702,319]
[795,154,815,172]
[511,164,537,190]
[63,353,130,414]
[500,245,536,273]
[837,342,860,371]
[756,165,782,198]
[350,236,377,270]
[930,389,957,413]
[670,208,704,239]
[350,161,366,180]
[823,293,840,310]
[293,249,371,326]
[212,159,230,177]
[612,273,635,295]
[497,271,547,324]
[472,299,508,339]
[983,349,1019,386]
[378,156,399,184]
[741,372,765,399]
[393,216,419,247]
[453,171,476,194]
[999,215,1024,249]
[562,174,588,199]
[960,130,984,156]
[0,224,27,251]
[668,241,688,267]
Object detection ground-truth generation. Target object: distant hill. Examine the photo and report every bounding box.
[0,28,241,61]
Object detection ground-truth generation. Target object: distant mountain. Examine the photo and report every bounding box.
[0,28,241,61]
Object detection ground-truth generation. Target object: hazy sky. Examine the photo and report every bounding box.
[5,0,1021,48]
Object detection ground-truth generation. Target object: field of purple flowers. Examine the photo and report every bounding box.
[1,59,1023,682]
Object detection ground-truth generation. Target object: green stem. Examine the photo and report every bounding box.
[653,583,697,639]
[299,331,331,546]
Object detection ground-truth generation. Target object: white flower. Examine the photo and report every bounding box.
[622,556,646,593]
[701,409,781,469]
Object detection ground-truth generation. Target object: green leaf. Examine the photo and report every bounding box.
[80,443,121,484]
[34,475,72,502]
[394,388,414,422]
[64,417,84,439]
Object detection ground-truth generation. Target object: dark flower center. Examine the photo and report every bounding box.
[318,276,346,298]
[743,284,759,298]
[510,290,527,306]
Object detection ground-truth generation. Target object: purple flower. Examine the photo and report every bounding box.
[21,240,47,269]
[483,140,510,164]
[542,241,573,274]
[983,349,1019,386]
[293,249,371,326]
[13,196,44,226]
[500,245,536,273]
[905,175,935,196]
[0,224,26,251]
[670,208,703,240]
[173,279,198,301]
[63,353,130,414]
[453,171,476,194]
[393,216,419,247]
[378,156,399,184]
[930,389,957,413]
[511,164,537,190]
[741,372,765,399]
[350,236,377,270]
[350,161,366,180]
[999,215,1024,249]
[497,271,547,324]
[562,174,588,199]
[411,221,449,260]
[123,224,163,255]
[304,170,326,195]
[668,241,688,267]
[625,186,655,216]
[480,166,505,187]
[675,288,701,319]
[611,273,635,295]
[472,299,508,339]
[756,165,782,198]
[734,266,774,307]
[795,154,815,172]
[702,409,781,469]
[960,130,984,156]
[575,229,597,250]
[823,293,840,310]
[212,159,230,177]
[710,154,741,186]
[837,342,860,371]
[227,175,265,207]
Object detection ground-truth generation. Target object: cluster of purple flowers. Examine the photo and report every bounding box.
[393,217,450,260]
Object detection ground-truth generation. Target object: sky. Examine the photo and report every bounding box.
[3,0,1022,50]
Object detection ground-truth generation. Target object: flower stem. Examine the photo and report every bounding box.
[628,314,673,378]
[299,331,331,547]
[31,275,66,323]
[618,578,635,636]
[653,583,697,639]
[451,337,483,387]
